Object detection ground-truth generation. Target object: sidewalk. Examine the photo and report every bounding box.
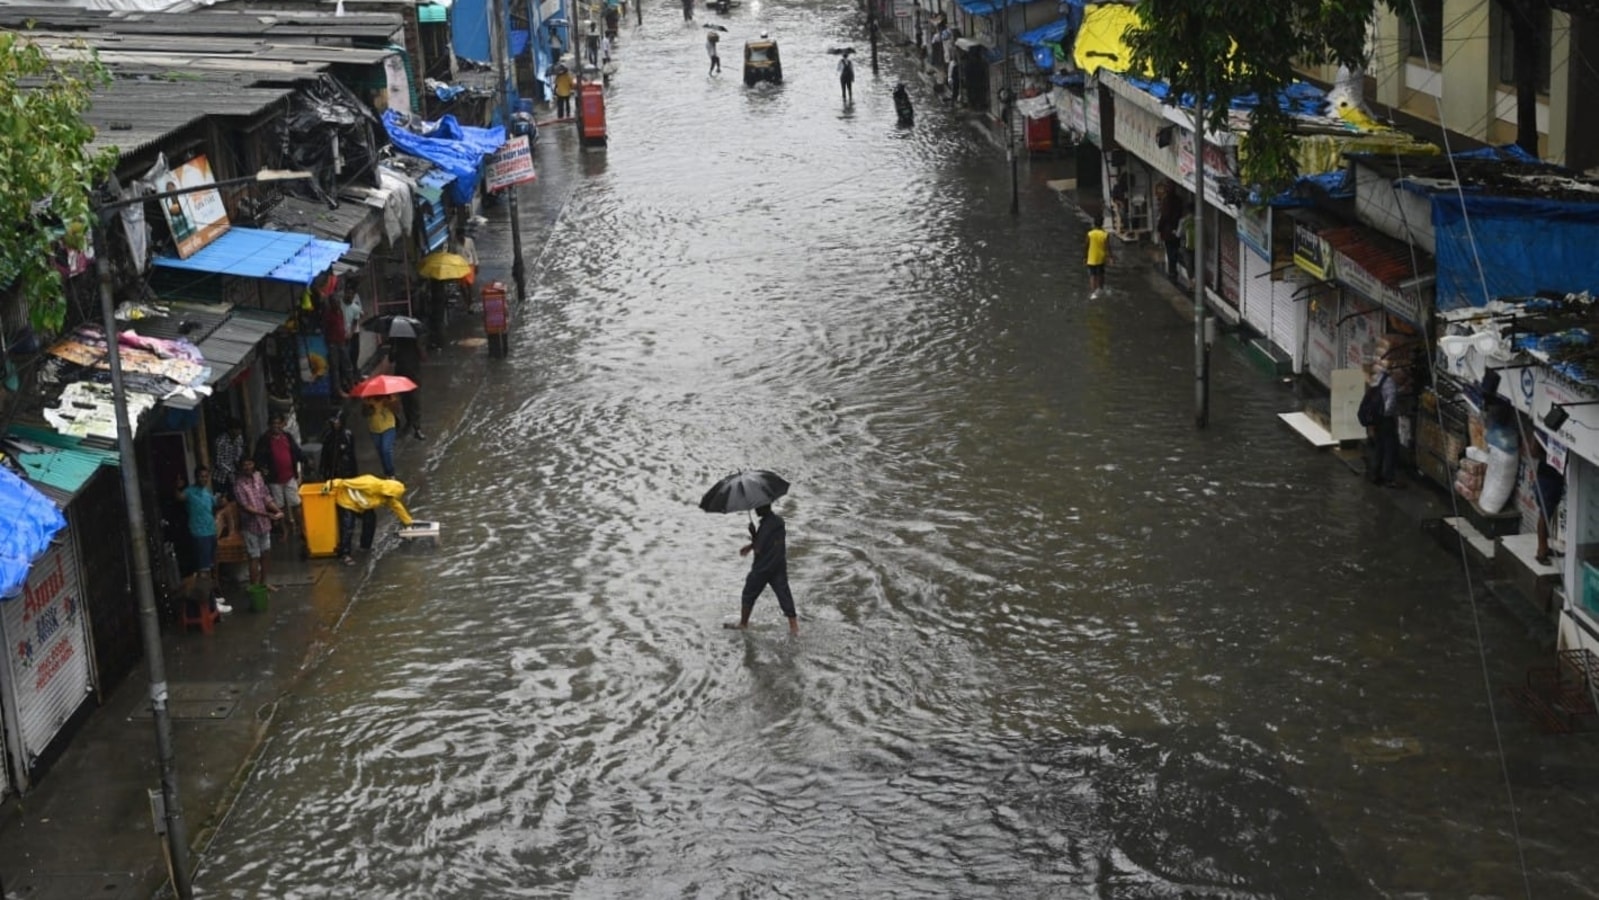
[0,281,506,900]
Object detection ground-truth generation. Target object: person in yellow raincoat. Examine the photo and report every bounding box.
[323,476,415,550]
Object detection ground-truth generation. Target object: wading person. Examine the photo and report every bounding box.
[1085,217,1111,297]
[553,63,575,119]
[388,335,425,441]
[707,31,720,75]
[320,410,361,566]
[724,503,799,635]
[838,53,855,103]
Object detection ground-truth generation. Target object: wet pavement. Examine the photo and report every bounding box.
[7,5,1599,899]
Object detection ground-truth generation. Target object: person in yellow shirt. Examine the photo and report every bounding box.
[1085,217,1111,296]
[363,394,399,478]
[553,64,575,119]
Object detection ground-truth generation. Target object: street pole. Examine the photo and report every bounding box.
[1192,91,1209,429]
[1001,1,1017,216]
[869,4,879,74]
[91,213,194,900]
[494,0,530,303]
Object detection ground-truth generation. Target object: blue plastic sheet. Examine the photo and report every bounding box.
[0,466,67,601]
[1429,192,1599,309]
[383,109,506,206]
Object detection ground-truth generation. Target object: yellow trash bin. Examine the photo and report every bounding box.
[299,481,340,558]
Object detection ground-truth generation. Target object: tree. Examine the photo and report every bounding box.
[0,32,117,333]
[1502,0,1599,155]
[1124,0,1397,191]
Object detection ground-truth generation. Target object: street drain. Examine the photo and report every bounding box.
[131,682,244,721]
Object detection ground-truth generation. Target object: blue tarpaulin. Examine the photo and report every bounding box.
[955,0,1003,15]
[1421,189,1599,309]
[1122,76,1327,117]
[153,228,319,282]
[0,465,67,601]
[383,109,506,206]
[1017,18,1069,48]
[452,0,492,62]
[1453,144,1542,164]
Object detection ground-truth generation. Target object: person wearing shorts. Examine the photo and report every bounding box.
[183,465,232,614]
[1085,217,1111,295]
[253,414,307,548]
[233,457,283,592]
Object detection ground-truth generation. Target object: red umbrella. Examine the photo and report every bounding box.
[348,374,418,398]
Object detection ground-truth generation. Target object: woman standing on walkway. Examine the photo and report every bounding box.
[364,394,400,477]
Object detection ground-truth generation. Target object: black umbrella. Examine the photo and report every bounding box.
[703,23,728,31]
[361,315,427,340]
[699,470,789,514]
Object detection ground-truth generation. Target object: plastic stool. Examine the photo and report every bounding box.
[180,599,220,635]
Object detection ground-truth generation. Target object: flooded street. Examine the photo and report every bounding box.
[198,4,1599,897]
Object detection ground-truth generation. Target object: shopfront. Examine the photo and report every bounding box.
[0,470,83,794]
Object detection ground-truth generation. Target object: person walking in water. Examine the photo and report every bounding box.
[724,503,799,635]
[552,63,575,119]
[681,0,693,22]
[1085,217,1111,297]
[838,52,855,103]
[706,30,721,74]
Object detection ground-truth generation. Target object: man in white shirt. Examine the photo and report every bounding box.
[341,280,365,371]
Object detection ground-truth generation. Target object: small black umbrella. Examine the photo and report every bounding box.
[699,470,789,514]
[361,315,427,340]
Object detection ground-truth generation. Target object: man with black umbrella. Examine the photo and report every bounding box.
[725,503,799,635]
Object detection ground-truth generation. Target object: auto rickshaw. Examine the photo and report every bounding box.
[743,37,782,85]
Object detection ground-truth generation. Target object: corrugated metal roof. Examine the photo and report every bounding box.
[10,448,107,499]
[152,227,314,280]
[162,307,291,411]
[1320,226,1430,288]
[258,195,375,242]
[76,74,297,155]
[4,425,121,502]
[0,7,403,41]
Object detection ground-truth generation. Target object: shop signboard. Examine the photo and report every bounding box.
[1333,251,1428,327]
[0,533,90,784]
[1293,220,1332,281]
[1058,88,1085,139]
[161,155,230,260]
[486,136,538,192]
[1305,285,1338,387]
[1177,133,1238,203]
[1112,92,1180,183]
[1238,205,1271,261]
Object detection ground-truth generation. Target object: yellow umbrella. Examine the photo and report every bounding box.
[323,476,414,526]
[418,251,474,281]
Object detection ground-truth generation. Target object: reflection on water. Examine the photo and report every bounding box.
[197,5,1599,899]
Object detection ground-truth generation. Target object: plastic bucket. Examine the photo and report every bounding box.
[248,582,270,613]
[299,482,340,558]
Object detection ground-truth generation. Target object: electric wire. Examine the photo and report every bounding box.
[1400,1,1534,896]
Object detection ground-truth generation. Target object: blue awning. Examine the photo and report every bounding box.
[955,0,1002,15]
[152,227,344,284]
[1017,17,1070,48]
[268,238,351,286]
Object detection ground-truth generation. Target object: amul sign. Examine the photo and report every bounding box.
[1,535,91,764]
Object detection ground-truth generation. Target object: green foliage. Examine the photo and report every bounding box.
[1124,0,1394,192]
[0,32,117,334]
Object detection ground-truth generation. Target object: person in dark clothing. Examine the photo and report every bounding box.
[388,336,425,440]
[682,0,693,22]
[319,410,361,565]
[724,503,798,634]
[1156,187,1184,280]
[838,54,855,103]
